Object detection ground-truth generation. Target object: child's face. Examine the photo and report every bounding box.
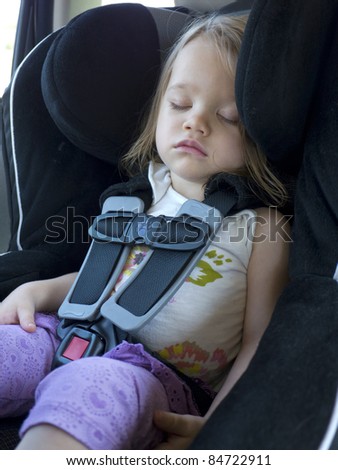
[155,36,244,199]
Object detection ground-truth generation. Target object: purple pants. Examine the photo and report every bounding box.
[0,313,199,449]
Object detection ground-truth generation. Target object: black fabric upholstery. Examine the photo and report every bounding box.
[219,0,254,14]
[41,4,161,162]
[0,417,22,450]
[235,0,338,277]
[235,0,331,175]
[1,30,112,300]
[0,4,166,300]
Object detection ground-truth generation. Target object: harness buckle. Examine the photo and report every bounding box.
[52,316,124,369]
[90,211,212,251]
[52,326,105,367]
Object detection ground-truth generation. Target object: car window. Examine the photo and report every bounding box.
[101,1,175,7]
[0,0,21,95]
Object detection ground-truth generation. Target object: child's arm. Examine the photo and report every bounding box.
[205,207,290,415]
[0,273,77,332]
[154,207,291,449]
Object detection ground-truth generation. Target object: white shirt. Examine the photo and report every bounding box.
[116,162,256,391]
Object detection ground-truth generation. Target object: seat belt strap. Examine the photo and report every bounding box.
[52,196,223,368]
[100,199,223,331]
[59,196,144,319]
[52,196,143,368]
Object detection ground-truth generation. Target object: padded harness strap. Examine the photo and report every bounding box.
[52,168,264,373]
[52,190,237,369]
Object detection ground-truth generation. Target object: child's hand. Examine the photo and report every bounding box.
[153,410,205,450]
[0,283,38,332]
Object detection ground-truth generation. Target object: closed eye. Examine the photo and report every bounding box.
[218,114,239,126]
[170,102,191,111]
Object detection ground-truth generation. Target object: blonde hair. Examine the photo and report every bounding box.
[121,14,288,207]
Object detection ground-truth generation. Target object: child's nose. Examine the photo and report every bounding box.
[183,112,210,135]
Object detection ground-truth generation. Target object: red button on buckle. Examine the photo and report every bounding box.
[62,336,90,361]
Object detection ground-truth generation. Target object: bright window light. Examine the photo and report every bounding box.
[0,0,20,94]
[101,1,175,7]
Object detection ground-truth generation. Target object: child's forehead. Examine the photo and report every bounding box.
[170,37,234,84]
[178,35,212,55]
[173,37,221,71]
[175,35,234,72]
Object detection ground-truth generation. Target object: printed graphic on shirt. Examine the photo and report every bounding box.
[158,340,228,381]
[115,247,232,292]
[188,249,232,286]
[113,245,150,293]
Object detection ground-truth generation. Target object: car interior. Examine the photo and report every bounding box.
[0,0,254,450]
[0,0,337,451]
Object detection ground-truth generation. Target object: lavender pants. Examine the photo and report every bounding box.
[0,313,199,449]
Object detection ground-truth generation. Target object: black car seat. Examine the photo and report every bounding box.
[0,2,192,449]
[0,0,258,449]
[2,0,336,452]
[0,1,257,449]
[0,3,192,302]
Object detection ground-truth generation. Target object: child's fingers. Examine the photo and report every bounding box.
[154,410,186,435]
[17,307,36,332]
[154,410,203,436]
[154,411,204,450]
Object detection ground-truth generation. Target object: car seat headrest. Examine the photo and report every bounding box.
[147,7,192,60]
[176,0,234,12]
[235,1,326,175]
[41,4,162,163]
